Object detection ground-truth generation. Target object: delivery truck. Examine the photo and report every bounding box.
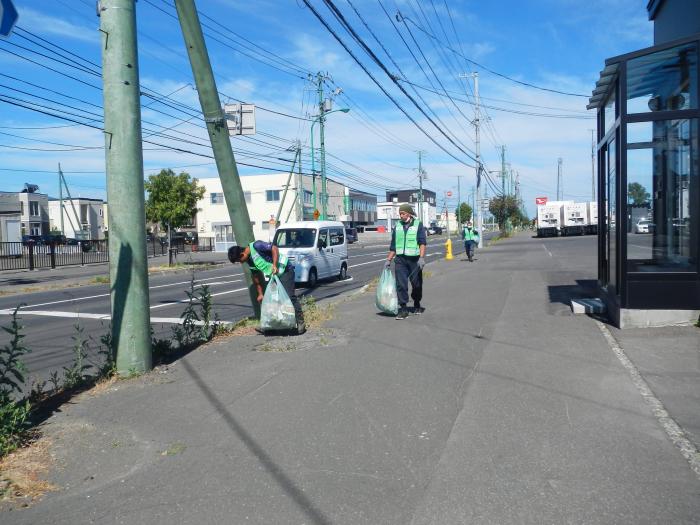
[537,202,565,237]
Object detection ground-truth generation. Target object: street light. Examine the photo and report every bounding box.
[310,107,350,220]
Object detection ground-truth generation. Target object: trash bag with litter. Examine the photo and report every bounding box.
[375,267,398,315]
[260,275,297,331]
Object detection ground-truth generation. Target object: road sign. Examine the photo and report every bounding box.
[0,0,19,37]
[313,209,320,220]
[446,191,452,197]
[536,196,548,206]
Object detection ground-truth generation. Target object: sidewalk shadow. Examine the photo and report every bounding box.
[181,359,332,525]
[547,279,597,306]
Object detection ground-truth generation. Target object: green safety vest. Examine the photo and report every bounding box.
[249,242,288,278]
[463,227,479,241]
[394,219,421,256]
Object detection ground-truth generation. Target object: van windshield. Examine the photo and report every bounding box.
[274,228,317,248]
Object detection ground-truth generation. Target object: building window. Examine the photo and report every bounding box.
[30,223,41,236]
[213,224,234,242]
[244,191,252,203]
[303,190,313,204]
[266,190,280,202]
[29,201,39,216]
[210,192,224,204]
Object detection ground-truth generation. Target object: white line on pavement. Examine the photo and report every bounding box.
[542,244,553,257]
[0,309,229,326]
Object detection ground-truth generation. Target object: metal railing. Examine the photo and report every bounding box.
[0,237,215,271]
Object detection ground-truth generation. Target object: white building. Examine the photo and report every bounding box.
[0,192,22,243]
[377,199,437,229]
[196,173,351,251]
[17,189,49,236]
[48,197,106,239]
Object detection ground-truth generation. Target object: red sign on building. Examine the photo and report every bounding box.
[535,197,548,206]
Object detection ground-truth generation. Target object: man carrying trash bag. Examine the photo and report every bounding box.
[384,203,427,320]
[228,241,306,335]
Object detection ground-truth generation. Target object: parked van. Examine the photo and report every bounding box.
[273,220,349,287]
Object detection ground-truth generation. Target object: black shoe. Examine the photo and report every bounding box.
[412,305,425,315]
[395,309,409,320]
[468,256,473,262]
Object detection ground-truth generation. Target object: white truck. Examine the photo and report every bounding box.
[560,202,588,236]
[536,202,567,237]
[585,201,598,235]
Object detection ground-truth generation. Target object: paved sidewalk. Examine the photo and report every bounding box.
[3,233,699,524]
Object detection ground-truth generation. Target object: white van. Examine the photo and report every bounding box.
[273,220,349,287]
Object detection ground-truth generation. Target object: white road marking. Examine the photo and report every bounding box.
[19,278,243,310]
[542,244,553,257]
[0,309,230,326]
[596,321,700,480]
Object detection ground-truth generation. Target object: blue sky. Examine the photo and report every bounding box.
[0,0,653,216]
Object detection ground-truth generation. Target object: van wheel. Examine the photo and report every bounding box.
[307,268,318,288]
[338,263,347,281]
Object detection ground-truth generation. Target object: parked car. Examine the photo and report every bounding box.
[21,234,44,246]
[345,227,358,244]
[634,218,653,234]
[273,220,349,287]
[427,224,443,235]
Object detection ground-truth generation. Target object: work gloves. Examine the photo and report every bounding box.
[418,257,426,270]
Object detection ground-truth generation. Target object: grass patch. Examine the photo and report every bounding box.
[90,275,109,284]
[0,434,57,507]
[300,295,335,329]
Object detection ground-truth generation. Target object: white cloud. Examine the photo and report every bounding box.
[18,8,98,44]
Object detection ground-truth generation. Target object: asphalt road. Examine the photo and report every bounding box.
[0,234,495,387]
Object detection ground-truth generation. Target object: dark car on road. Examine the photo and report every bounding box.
[345,227,358,244]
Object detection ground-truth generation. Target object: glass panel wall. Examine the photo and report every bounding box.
[607,139,617,291]
[626,119,697,272]
[627,42,697,114]
[604,90,616,134]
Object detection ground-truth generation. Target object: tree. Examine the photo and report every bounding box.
[144,169,205,238]
[456,202,473,224]
[488,195,522,230]
[628,182,650,206]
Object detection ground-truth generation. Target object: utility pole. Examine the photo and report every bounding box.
[417,151,425,223]
[501,145,507,197]
[557,157,564,201]
[296,141,304,221]
[99,0,151,375]
[174,0,258,313]
[58,164,64,235]
[456,175,463,226]
[590,129,596,201]
[461,72,483,249]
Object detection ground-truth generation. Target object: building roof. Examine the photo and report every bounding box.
[647,0,663,20]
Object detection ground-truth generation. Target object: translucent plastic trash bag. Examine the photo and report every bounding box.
[260,275,297,331]
[375,268,398,315]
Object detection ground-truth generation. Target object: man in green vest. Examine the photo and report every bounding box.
[384,203,427,320]
[462,220,480,262]
[228,241,305,334]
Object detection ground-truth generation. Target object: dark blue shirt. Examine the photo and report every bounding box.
[247,240,293,273]
[389,218,427,254]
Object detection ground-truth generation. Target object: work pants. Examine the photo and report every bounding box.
[464,240,477,259]
[394,255,422,307]
[277,266,304,325]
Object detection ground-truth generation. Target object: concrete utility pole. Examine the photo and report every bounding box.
[417,151,425,223]
[58,164,64,235]
[461,72,483,249]
[557,157,564,201]
[456,175,463,226]
[99,0,151,375]
[590,129,596,201]
[501,145,507,197]
[174,0,258,313]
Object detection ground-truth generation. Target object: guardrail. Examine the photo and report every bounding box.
[0,237,215,271]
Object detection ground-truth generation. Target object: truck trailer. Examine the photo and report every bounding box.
[536,202,563,237]
[585,201,598,234]
[560,202,587,236]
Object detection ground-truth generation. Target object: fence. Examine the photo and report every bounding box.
[0,237,215,271]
